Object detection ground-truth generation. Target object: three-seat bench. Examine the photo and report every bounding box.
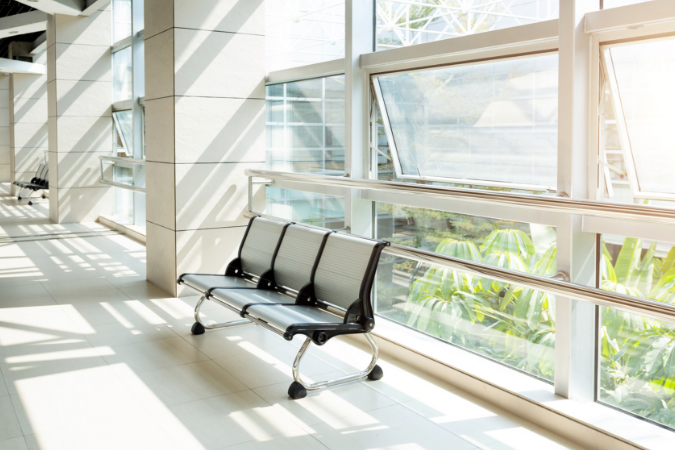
[14,164,49,205]
[178,216,387,399]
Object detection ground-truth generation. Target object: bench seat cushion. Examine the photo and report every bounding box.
[246,304,343,333]
[180,274,256,294]
[209,288,295,312]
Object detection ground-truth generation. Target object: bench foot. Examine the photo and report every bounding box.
[191,322,206,335]
[367,364,384,380]
[193,295,251,333]
[287,381,307,399]
[289,332,381,399]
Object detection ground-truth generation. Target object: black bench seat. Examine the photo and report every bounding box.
[178,215,388,400]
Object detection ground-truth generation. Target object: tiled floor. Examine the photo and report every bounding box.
[0,187,589,450]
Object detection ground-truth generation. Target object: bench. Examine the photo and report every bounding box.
[178,216,388,399]
[14,164,49,205]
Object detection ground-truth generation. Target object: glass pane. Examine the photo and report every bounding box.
[113,47,132,102]
[266,0,345,71]
[376,0,559,51]
[113,111,133,157]
[599,235,675,428]
[377,53,558,189]
[376,203,557,381]
[609,40,675,195]
[266,187,344,229]
[114,187,134,221]
[266,76,345,175]
[112,0,132,43]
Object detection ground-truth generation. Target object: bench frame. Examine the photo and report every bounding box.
[182,218,388,399]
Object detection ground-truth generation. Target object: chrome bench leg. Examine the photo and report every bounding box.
[191,295,250,335]
[288,332,383,399]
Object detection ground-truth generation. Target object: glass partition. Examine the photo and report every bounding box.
[599,235,675,427]
[375,0,559,51]
[266,76,345,175]
[113,47,132,102]
[376,203,557,381]
[112,0,132,43]
[374,53,559,191]
[266,187,344,229]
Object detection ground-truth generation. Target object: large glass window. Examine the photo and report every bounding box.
[266,0,345,71]
[599,235,675,428]
[600,39,675,205]
[266,187,344,229]
[266,76,345,175]
[373,53,559,191]
[112,47,132,102]
[376,0,559,51]
[376,204,557,381]
[112,0,132,42]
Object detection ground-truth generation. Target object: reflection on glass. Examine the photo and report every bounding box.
[113,0,132,43]
[608,40,675,195]
[266,76,345,175]
[113,47,132,102]
[113,111,133,157]
[376,0,558,51]
[266,0,345,71]
[265,187,344,229]
[376,203,556,381]
[599,235,675,428]
[377,53,558,189]
[114,187,134,221]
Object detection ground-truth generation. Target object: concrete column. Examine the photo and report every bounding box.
[9,41,48,194]
[144,0,266,296]
[0,75,9,183]
[47,7,113,223]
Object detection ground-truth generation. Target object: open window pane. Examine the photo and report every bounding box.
[113,111,133,157]
[599,235,675,428]
[376,203,557,381]
[607,40,675,196]
[375,53,558,190]
[266,76,345,175]
[376,0,559,51]
[266,0,345,71]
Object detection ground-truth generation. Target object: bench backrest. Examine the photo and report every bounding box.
[34,164,46,181]
[239,217,287,276]
[313,233,385,316]
[273,224,330,292]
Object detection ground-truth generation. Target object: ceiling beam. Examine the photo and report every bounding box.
[0,11,47,39]
[0,57,44,74]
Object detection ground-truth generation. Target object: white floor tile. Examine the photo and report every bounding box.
[0,437,27,450]
[102,336,209,373]
[308,404,479,450]
[166,390,308,450]
[0,396,22,441]
[217,434,327,450]
[181,325,294,361]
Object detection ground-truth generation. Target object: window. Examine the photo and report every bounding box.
[266,187,344,229]
[600,39,675,204]
[375,203,557,380]
[112,47,132,102]
[373,53,559,191]
[601,0,653,9]
[599,235,675,428]
[112,0,132,42]
[266,0,345,71]
[113,110,133,157]
[266,76,345,175]
[376,0,559,51]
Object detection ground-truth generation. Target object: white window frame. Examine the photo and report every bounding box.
[259,1,675,441]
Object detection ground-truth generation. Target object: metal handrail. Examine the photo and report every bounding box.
[99,155,146,165]
[98,179,146,193]
[245,169,675,225]
[244,169,675,323]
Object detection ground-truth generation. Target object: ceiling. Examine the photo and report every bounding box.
[0,0,43,58]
